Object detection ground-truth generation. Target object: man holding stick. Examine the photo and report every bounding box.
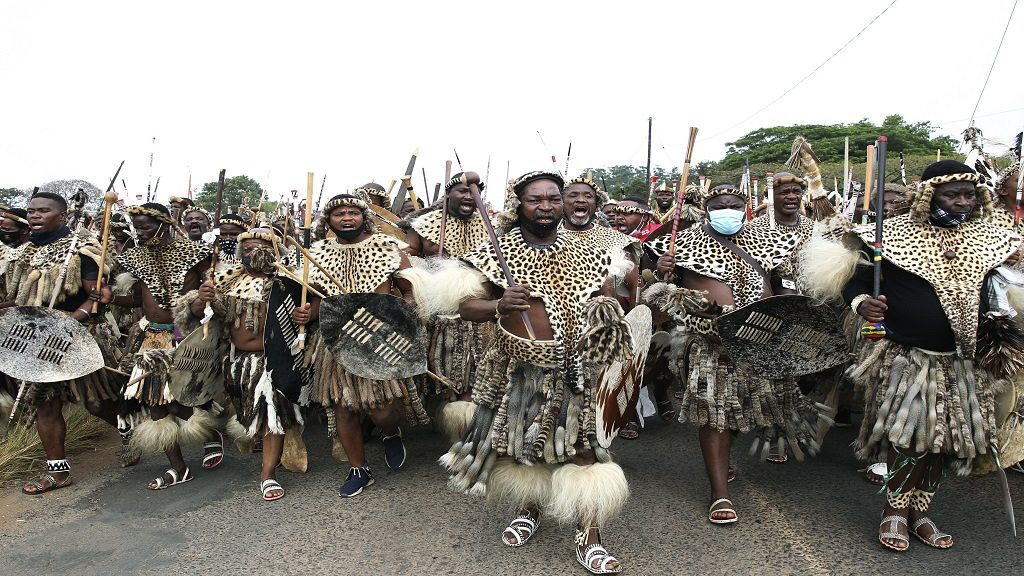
[437,171,632,574]
[2,192,129,494]
[97,203,222,490]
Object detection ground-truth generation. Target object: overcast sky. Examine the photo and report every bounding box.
[2,0,1021,207]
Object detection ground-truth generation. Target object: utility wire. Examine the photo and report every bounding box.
[701,0,898,143]
[968,0,1019,128]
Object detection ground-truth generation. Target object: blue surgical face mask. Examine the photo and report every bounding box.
[707,208,745,235]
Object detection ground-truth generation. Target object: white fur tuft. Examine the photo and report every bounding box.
[130,416,182,453]
[798,232,867,302]
[545,461,629,528]
[397,260,487,319]
[112,272,139,297]
[435,400,477,442]
[0,389,14,419]
[179,407,220,445]
[485,458,553,512]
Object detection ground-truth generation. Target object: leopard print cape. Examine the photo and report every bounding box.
[117,238,212,309]
[560,222,638,256]
[852,213,1022,356]
[748,213,814,292]
[307,234,406,295]
[409,209,489,258]
[5,230,109,307]
[461,228,610,357]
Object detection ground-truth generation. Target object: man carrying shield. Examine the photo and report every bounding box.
[98,203,222,490]
[647,184,829,525]
[307,190,429,498]
[2,192,127,494]
[179,227,314,500]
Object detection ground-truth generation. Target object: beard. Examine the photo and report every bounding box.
[241,246,277,275]
[330,224,366,241]
[519,213,561,238]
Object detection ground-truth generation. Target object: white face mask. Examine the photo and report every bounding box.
[707,208,746,235]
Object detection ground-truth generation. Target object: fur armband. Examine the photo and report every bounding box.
[641,282,721,317]
[172,289,226,333]
[580,296,633,365]
[396,260,488,320]
[112,272,139,297]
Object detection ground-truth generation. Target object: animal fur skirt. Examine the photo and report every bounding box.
[848,339,1000,475]
[312,339,429,424]
[224,350,302,437]
[426,314,494,398]
[674,335,830,461]
[440,343,610,495]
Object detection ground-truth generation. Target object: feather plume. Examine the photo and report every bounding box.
[977,315,1024,377]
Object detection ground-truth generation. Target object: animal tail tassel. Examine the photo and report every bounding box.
[785,136,834,220]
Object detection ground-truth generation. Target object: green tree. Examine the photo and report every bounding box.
[0,187,27,208]
[196,175,265,214]
[716,115,957,170]
[579,165,681,200]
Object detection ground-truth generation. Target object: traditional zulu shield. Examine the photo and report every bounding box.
[715,294,848,379]
[596,304,653,448]
[319,293,426,380]
[0,307,104,383]
[265,277,314,402]
[168,318,225,406]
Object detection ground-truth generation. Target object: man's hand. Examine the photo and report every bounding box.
[497,285,532,315]
[1006,246,1022,266]
[656,253,676,277]
[291,303,312,326]
[197,281,216,303]
[90,285,114,304]
[857,295,887,323]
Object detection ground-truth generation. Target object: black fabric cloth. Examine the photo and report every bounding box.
[842,249,956,352]
[28,225,70,246]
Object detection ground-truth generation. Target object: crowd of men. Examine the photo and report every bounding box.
[2,132,1023,573]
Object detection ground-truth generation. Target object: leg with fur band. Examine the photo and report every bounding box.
[487,459,553,547]
[547,462,629,575]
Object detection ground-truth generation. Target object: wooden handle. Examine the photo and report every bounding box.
[299,172,314,350]
[862,144,876,225]
[92,191,118,313]
[667,127,699,263]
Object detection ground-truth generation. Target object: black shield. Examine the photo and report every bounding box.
[715,294,850,379]
[319,293,426,380]
[265,277,314,403]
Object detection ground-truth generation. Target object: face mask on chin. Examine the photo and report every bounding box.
[707,208,746,235]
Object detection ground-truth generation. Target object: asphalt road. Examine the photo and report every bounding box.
[1,414,1022,576]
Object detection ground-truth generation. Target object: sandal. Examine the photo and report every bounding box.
[863,462,887,485]
[657,399,677,422]
[911,516,953,549]
[261,478,285,501]
[502,513,539,547]
[22,472,73,495]
[575,527,621,574]
[708,498,738,524]
[879,513,910,552]
[766,443,788,464]
[727,464,737,484]
[202,430,225,470]
[617,422,639,440]
[147,467,193,490]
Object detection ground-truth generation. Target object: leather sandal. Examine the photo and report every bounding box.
[22,473,73,495]
[708,498,738,524]
[502,513,539,547]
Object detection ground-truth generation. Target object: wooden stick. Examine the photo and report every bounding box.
[462,172,536,340]
[667,127,699,270]
[284,235,345,291]
[862,145,875,225]
[203,169,226,340]
[92,190,118,312]
[438,160,454,257]
[402,175,418,214]
[299,172,314,350]
[276,264,325,299]
[766,173,776,229]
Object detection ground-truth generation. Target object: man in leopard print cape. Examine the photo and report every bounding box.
[403,173,495,442]
[178,227,314,501]
[2,193,127,495]
[646,184,829,526]
[804,160,1023,552]
[306,191,429,498]
[437,171,633,575]
[98,203,223,491]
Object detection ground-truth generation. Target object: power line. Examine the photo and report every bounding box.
[701,0,898,143]
[967,0,1019,128]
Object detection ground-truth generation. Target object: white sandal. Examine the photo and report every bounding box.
[708,498,738,524]
[575,527,621,574]
[202,430,225,470]
[502,514,539,547]
[261,478,285,501]
[148,467,193,490]
[878,514,910,552]
[911,517,953,549]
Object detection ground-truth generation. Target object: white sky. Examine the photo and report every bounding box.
[2,0,1022,207]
